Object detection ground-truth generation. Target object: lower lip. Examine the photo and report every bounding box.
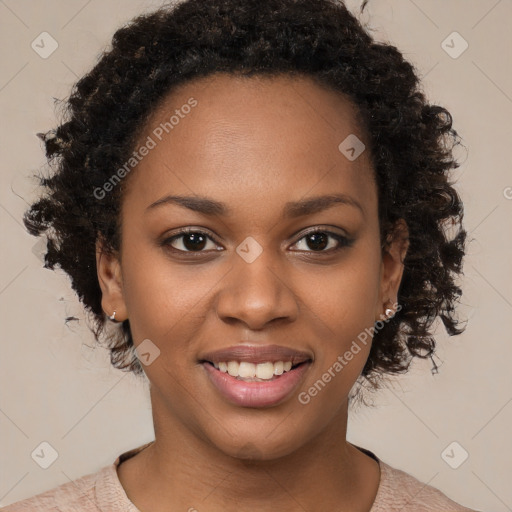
[202,361,311,408]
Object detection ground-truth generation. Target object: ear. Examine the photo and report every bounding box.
[96,237,127,322]
[376,218,409,319]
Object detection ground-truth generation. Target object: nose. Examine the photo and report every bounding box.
[215,250,299,330]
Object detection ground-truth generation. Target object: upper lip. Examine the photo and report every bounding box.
[199,344,313,365]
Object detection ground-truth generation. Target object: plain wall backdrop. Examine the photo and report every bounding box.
[1,0,511,510]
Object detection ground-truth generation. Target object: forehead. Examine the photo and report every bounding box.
[124,73,376,220]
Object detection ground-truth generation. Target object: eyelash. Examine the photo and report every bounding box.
[160,227,354,256]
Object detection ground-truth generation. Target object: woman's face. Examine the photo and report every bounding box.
[97,73,407,459]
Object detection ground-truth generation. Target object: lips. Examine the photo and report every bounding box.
[199,344,313,408]
[199,344,313,365]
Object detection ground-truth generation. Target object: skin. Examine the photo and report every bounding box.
[96,73,409,512]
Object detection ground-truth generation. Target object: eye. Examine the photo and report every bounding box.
[161,229,221,253]
[160,227,353,256]
[291,228,353,253]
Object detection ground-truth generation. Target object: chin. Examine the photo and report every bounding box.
[203,420,309,462]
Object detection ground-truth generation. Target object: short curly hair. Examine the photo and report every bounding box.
[24,0,467,385]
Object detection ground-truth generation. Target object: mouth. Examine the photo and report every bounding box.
[198,346,313,408]
[201,359,309,381]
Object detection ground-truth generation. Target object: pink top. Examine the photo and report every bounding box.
[2,442,478,511]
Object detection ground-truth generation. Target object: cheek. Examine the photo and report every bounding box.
[296,271,378,416]
[119,243,213,344]
[300,245,381,383]
[306,249,381,334]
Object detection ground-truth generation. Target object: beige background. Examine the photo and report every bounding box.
[1,0,511,510]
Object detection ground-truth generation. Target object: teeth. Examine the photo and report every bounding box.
[214,360,299,380]
[227,361,239,377]
[256,362,274,379]
[238,362,256,378]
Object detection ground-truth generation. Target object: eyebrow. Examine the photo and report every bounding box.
[146,193,365,218]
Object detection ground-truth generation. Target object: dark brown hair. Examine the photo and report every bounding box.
[24,0,467,387]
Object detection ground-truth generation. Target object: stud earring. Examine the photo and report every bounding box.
[385,301,399,318]
[108,311,117,321]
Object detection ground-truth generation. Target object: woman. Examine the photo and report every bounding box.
[4,0,479,510]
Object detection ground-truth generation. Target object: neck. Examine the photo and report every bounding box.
[117,391,380,512]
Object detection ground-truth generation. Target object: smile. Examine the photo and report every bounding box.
[214,360,295,380]
[202,360,312,408]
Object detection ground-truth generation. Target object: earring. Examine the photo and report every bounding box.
[385,301,398,318]
[108,311,117,321]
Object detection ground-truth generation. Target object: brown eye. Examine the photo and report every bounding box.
[162,230,219,253]
[304,232,329,251]
[292,229,353,253]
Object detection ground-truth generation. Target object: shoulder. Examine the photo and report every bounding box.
[1,442,152,512]
[373,459,481,512]
[0,465,111,512]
